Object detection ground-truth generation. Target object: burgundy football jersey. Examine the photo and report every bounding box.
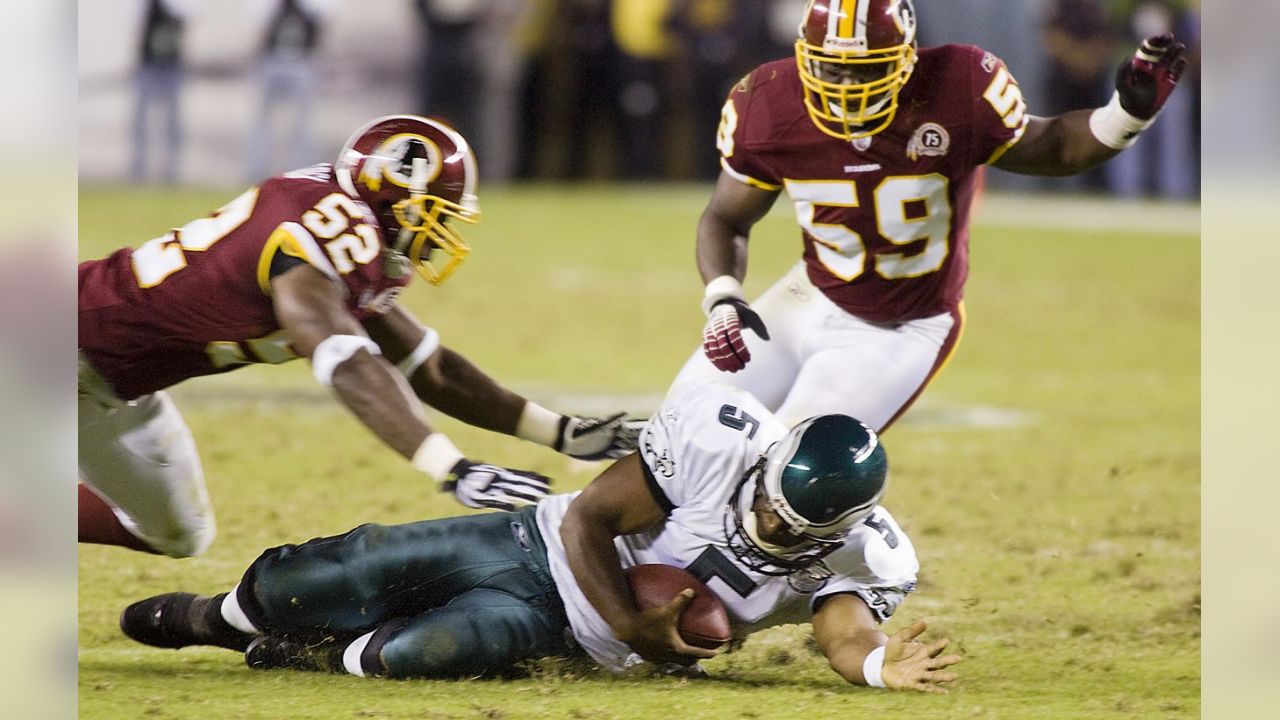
[719,45,1029,323]
[79,164,412,400]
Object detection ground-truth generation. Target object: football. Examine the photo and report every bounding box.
[625,563,732,649]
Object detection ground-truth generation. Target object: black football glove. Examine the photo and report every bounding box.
[444,459,551,511]
[1114,33,1188,120]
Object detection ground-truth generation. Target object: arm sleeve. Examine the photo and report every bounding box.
[717,72,783,191]
[638,456,676,515]
[636,384,770,509]
[811,584,915,624]
[967,47,1031,166]
[811,508,920,623]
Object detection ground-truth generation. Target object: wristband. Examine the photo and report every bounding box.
[862,645,886,688]
[311,334,381,386]
[411,433,465,482]
[701,275,745,316]
[515,401,563,448]
[1088,92,1154,150]
[395,327,440,379]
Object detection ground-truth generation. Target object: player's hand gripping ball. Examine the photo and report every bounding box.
[626,564,732,649]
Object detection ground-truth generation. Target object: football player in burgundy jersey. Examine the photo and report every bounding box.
[118,384,959,693]
[79,115,640,558]
[674,0,1189,431]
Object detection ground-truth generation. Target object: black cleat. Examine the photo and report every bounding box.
[120,592,253,652]
[245,634,346,673]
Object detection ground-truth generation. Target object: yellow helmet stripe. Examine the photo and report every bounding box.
[835,0,852,38]
[837,0,876,41]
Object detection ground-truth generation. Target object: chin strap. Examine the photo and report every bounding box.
[737,458,795,556]
[741,511,795,557]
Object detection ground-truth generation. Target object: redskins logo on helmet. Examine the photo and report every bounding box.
[335,115,479,285]
[795,0,918,141]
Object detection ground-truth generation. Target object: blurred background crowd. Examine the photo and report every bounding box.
[80,0,1200,198]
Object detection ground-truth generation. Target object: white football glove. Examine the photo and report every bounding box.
[443,459,551,511]
[554,413,645,461]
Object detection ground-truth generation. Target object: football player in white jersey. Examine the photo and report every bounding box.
[118,384,959,692]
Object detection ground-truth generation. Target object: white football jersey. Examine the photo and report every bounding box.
[537,383,919,671]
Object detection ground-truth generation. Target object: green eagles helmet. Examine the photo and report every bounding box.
[726,414,888,575]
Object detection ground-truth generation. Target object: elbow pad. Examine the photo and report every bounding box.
[395,327,440,379]
[311,334,381,386]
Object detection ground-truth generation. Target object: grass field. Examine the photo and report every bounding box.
[78,184,1200,719]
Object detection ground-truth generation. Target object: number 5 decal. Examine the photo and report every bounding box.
[718,404,760,439]
[982,66,1027,130]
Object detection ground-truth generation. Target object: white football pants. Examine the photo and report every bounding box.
[668,262,963,432]
[79,360,215,558]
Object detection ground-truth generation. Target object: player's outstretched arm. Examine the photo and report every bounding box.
[994,33,1188,177]
[560,454,718,666]
[365,304,642,460]
[696,173,778,372]
[879,619,962,694]
[813,594,959,693]
[272,265,549,511]
[273,264,432,460]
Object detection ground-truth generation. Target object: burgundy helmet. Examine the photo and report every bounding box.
[795,0,919,140]
[335,115,479,285]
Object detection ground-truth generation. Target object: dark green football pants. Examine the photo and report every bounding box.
[234,506,571,678]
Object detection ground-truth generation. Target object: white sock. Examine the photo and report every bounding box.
[343,631,376,677]
[219,584,260,635]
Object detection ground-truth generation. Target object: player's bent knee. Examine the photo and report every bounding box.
[369,616,501,679]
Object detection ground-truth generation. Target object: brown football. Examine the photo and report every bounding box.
[625,563,732,649]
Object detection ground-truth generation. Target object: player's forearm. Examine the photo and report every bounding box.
[1043,110,1123,175]
[695,212,749,285]
[813,594,890,686]
[824,630,888,685]
[997,112,1120,176]
[560,508,641,641]
[406,347,527,435]
[330,352,432,459]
